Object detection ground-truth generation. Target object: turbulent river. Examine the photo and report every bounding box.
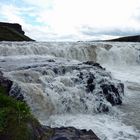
[0,41,140,140]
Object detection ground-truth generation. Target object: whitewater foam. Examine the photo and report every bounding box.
[0,41,140,140]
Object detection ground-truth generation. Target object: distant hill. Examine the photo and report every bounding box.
[0,22,34,41]
[106,35,140,42]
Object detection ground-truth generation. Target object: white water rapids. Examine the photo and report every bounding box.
[0,41,140,140]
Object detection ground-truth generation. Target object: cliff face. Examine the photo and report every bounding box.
[0,22,34,41]
[0,22,25,35]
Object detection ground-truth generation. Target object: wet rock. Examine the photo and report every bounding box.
[0,71,24,101]
[78,72,83,80]
[48,127,100,140]
[100,84,123,105]
[48,59,55,62]
[77,65,123,110]
[86,84,95,92]
[97,102,109,112]
[9,83,24,101]
[86,74,95,92]
[83,61,105,70]
[87,77,94,84]
[53,68,58,74]
[0,71,13,93]
[117,83,124,95]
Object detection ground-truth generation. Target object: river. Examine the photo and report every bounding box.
[0,41,140,140]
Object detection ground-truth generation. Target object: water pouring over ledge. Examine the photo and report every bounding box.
[0,41,140,140]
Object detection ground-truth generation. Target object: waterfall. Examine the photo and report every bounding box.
[0,41,140,140]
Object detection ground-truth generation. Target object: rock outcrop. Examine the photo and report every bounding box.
[0,22,25,35]
[83,61,124,108]
[0,22,34,41]
[46,127,100,140]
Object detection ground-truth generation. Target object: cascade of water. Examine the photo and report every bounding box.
[0,41,140,140]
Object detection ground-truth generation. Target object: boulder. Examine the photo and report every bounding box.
[47,127,100,140]
[80,61,124,111]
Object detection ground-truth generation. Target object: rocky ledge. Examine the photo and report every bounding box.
[0,22,34,41]
[0,71,100,140]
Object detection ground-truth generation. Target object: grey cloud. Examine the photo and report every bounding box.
[79,26,140,37]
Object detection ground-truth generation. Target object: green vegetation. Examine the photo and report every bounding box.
[0,26,34,41]
[0,84,55,140]
[0,85,31,139]
[0,85,37,140]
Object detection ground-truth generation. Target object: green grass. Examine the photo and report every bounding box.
[0,85,35,140]
[0,84,54,140]
[0,26,34,41]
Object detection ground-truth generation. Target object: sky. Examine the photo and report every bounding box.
[0,0,140,41]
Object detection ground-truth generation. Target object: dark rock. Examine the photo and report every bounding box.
[0,71,13,93]
[117,83,124,95]
[76,64,123,111]
[83,61,105,70]
[97,102,109,112]
[79,72,83,79]
[49,127,100,140]
[0,22,34,41]
[86,84,95,92]
[48,59,55,62]
[9,83,24,101]
[86,74,95,92]
[100,84,123,105]
[52,137,69,140]
[87,77,94,84]
[0,22,25,35]
[62,68,66,74]
[53,68,58,74]
[0,71,24,101]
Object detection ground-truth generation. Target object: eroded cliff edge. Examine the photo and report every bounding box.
[0,22,34,41]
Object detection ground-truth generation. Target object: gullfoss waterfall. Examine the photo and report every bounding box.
[0,42,140,140]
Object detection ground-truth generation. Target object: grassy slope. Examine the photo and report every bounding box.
[0,26,34,41]
[0,85,53,140]
[0,85,33,140]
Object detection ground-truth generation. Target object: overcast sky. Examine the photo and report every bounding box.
[0,0,140,41]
